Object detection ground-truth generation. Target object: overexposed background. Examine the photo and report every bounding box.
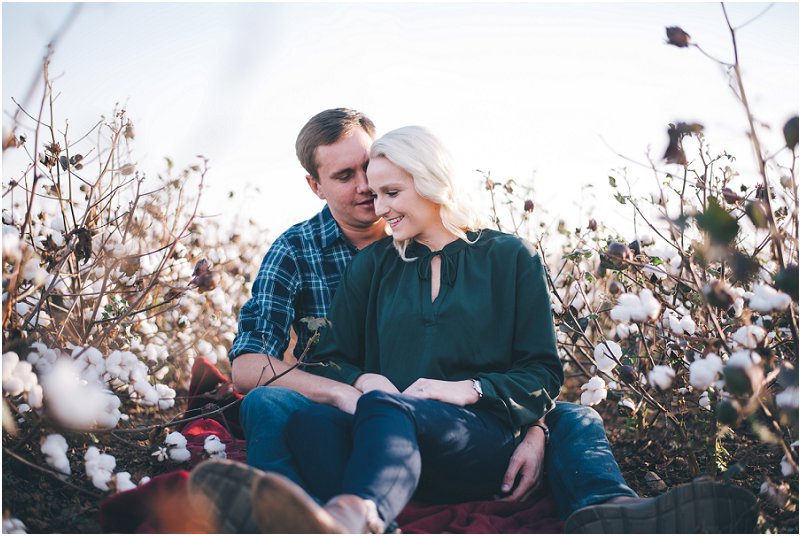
[3,2,798,239]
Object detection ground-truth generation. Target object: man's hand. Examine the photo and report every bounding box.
[403,378,480,406]
[499,423,547,502]
[354,373,400,394]
[330,383,362,414]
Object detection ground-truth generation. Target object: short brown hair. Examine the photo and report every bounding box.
[295,108,376,180]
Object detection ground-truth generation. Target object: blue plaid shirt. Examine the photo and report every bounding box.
[229,205,358,362]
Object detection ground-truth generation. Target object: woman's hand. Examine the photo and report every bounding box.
[403,378,480,406]
[354,373,400,394]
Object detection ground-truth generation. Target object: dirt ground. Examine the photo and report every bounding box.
[3,389,798,534]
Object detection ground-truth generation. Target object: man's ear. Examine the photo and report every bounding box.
[305,175,326,200]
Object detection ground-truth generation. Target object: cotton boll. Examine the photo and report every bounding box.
[169,447,191,463]
[41,359,122,430]
[204,434,227,459]
[679,315,696,335]
[41,434,71,475]
[689,354,723,390]
[84,446,116,491]
[643,264,668,281]
[155,384,176,410]
[727,350,761,369]
[27,384,43,409]
[3,352,20,381]
[637,290,661,321]
[698,391,711,410]
[2,232,22,262]
[139,476,151,486]
[113,472,137,493]
[781,455,796,476]
[550,294,564,315]
[731,325,767,349]
[649,366,676,391]
[593,341,622,373]
[22,258,48,287]
[776,386,799,409]
[668,314,683,335]
[165,431,188,450]
[748,284,791,313]
[580,376,607,406]
[2,517,27,534]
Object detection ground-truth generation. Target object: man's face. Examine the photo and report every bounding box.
[306,128,379,230]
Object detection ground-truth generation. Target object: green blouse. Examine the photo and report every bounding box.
[306,229,563,434]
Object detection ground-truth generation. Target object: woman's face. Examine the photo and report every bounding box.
[367,157,443,246]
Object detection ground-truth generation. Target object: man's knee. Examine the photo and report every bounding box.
[546,401,605,432]
[241,386,312,423]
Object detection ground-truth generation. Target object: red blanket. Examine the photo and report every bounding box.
[99,358,563,533]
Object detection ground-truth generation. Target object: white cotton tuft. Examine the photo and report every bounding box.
[113,472,137,493]
[165,431,187,449]
[84,446,116,491]
[679,315,696,335]
[2,516,27,534]
[40,359,122,430]
[776,387,799,409]
[727,350,761,369]
[698,391,711,410]
[648,366,675,391]
[580,376,607,406]
[748,284,791,313]
[689,354,723,390]
[204,434,227,459]
[155,383,176,410]
[610,289,661,323]
[169,447,191,463]
[41,434,71,475]
[593,341,622,373]
[731,325,767,349]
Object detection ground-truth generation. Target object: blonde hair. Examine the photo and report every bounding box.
[369,126,485,259]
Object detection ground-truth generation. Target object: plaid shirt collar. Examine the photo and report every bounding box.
[317,204,351,251]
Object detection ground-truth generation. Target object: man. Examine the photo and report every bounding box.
[196,108,756,533]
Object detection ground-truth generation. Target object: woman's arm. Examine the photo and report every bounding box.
[474,246,563,429]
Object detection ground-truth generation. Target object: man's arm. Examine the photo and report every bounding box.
[232,353,362,414]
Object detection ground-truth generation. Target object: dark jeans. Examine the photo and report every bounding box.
[240,387,636,521]
[284,390,517,525]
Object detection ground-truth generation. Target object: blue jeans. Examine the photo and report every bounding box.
[240,387,636,520]
[285,391,517,525]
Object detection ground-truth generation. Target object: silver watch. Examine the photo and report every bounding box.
[471,378,483,398]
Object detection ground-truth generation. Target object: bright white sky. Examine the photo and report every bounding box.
[2,2,798,240]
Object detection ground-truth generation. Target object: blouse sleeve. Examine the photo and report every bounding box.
[302,251,373,385]
[475,244,564,429]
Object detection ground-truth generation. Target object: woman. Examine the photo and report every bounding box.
[253,126,562,533]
